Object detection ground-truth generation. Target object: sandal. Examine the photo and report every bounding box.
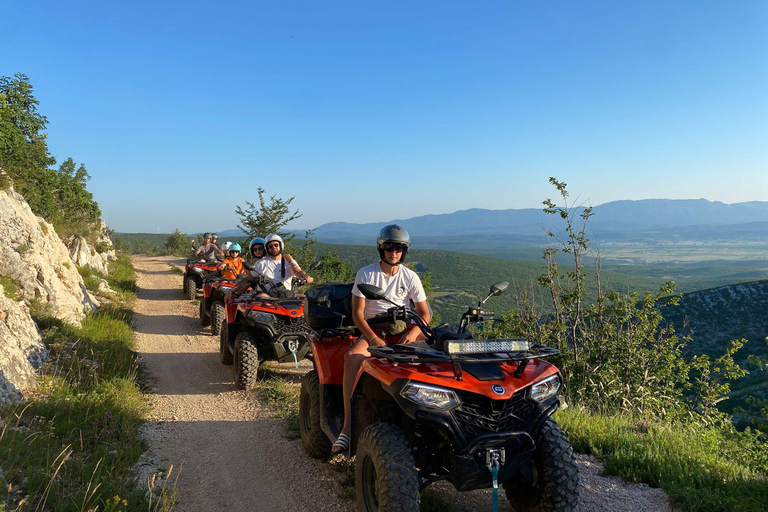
[331,433,350,454]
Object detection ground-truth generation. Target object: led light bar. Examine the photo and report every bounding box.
[445,338,530,356]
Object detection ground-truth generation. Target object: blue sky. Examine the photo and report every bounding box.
[3,0,767,233]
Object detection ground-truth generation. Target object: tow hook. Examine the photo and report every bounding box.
[288,340,299,368]
[486,448,505,512]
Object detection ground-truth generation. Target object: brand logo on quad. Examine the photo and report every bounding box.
[491,384,505,395]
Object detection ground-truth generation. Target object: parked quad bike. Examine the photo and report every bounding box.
[219,262,320,390]
[299,281,579,512]
[182,255,222,300]
[200,275,239,336]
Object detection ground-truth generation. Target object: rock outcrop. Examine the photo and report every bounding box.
[0,285,47,404]
[64,219,117,275]
[0,188,98,325]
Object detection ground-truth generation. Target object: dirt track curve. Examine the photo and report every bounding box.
[132,255,672,512]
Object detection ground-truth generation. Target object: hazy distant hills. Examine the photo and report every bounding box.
[312,199,768,242]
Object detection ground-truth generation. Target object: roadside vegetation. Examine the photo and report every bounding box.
[0,256,178,511]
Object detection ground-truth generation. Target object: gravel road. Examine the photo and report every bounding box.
[132,255,672,512]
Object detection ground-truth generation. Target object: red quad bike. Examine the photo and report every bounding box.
[200,275,239,337]
[299,281,579,512]
[182,258,221,300]
[219,262,320,390]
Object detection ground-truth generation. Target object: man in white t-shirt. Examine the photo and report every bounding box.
[252,233,313,293]
[331,224,431,454]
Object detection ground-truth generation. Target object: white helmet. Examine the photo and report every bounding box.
[264,234,284,254]
[221,241,232,253]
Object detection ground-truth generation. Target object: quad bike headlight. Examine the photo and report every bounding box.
[445,338,530,356]
[400,383,459,410]
[247,311,275,323]
[529,374,561,403]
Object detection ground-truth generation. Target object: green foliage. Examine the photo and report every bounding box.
[133,239,156,255]
[558,408,768,512]
[235,187,301,242]
[0,275,22,300]
[0,74,101,236]
[111,235,132,253]
[77,265,105,293]
[163,229,193,257]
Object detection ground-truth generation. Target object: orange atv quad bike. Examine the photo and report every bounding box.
[200,275,238,337]
[182,257,222,300]
[299,281,579,512]
[219,262,320,390]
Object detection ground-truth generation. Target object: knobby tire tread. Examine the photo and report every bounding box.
[299,370,332,458]
[504,418,579,512]
[235,332,259,390]
[355,423,420,512]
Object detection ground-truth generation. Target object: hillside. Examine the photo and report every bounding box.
[660,280,768,419]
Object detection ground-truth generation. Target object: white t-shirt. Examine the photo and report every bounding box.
[253,256,295,290]
[353,262,427,319]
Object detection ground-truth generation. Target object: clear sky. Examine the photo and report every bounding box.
[3,0,767,233]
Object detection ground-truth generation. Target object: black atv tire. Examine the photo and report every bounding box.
[219,323,233,365]
[200,299,211,327]
[234,331,259,390]
[504,418,579,512]
[355,423,420,512]
[299,370,332,458]
[185,276,197,300]
[211,301,225,336]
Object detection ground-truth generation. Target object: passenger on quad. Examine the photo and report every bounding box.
[251,234,314,297]
[332,224,430,454]
[248,237,267,263]
[194,232,224,263]
[218,243,247,280]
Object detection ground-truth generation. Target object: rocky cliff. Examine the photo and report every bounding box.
[0,187,112,403]
[0,286,47,403]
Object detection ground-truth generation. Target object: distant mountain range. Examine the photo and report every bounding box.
[312,199,768,240]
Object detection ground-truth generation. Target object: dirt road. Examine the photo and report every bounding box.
[132,255,672,512]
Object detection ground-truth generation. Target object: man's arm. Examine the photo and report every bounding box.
[401,300,430,343]
[352,295,385,346]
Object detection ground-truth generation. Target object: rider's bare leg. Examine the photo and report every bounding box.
[333,336,371,453]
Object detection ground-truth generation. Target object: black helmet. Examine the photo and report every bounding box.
[377,224,410,264]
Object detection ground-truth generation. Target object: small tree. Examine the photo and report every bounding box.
[133,240,155,255]
[164,229,192,257]
[235,187,302,242]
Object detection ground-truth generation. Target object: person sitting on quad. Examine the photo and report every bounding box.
[331,224,431,454]
[218,243,247,280]
[248,237,267,263]
[194,232,224,263]
[251,234,314,296]
[224,234,312,299]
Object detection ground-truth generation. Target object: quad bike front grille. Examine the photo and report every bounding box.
[273,316,312,335]
[453,390,534,440]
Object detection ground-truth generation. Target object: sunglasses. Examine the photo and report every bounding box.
[383,243,406,252]
[252,246,265,251]
[267,242,281,248]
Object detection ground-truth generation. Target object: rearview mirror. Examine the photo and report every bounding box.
[357,284,387,301]
[242,261,255,271]
[308,260,321,271]
[490,281,509,296]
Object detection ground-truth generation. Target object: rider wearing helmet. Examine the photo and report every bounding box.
[248,237,267,262]
[194,232,223,263]
[251,234,313,293]
[331,224,430,454]
[218,243,246,280]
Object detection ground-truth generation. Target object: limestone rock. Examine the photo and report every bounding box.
[0,286,47,404]
[0,188,98,325]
